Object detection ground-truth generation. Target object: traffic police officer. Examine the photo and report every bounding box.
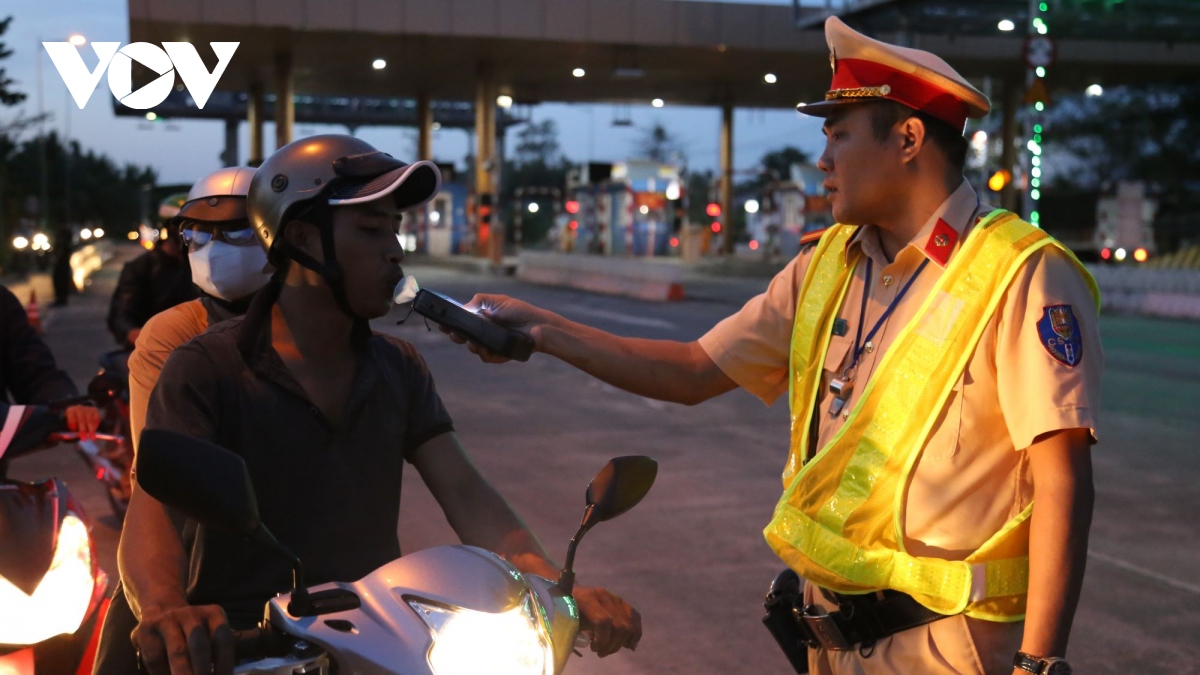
[447,17,1100,675]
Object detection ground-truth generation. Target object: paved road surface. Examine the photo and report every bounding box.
[4,249,1198,673]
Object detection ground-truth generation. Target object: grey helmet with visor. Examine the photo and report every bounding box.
[246,134,440,318]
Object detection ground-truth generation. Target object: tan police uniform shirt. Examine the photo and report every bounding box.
[128,298,209,455]
[699,180,1102,674]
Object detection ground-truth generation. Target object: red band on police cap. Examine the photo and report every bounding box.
[831,58,970,130]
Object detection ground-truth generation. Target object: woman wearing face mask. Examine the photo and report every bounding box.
[125,165,271,456]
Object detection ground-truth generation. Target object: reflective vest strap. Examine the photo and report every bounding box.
[765,211,1096,620]
[783,225,858,487]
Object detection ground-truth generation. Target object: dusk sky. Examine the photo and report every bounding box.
[3,0,829,186]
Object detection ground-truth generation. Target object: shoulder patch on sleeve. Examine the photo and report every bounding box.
[1037,304,1083,367]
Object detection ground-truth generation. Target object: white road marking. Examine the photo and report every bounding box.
[562,306,676,329]
[1088,549,1200,595]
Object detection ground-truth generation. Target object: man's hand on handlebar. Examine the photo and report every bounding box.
[65,405,101,441]
[132,604,235,675]
[574,585,642,657]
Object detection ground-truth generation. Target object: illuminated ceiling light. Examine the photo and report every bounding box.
[1086,84,1104,97]
[68,34,87,46]
[651,98,664,108]
[998,19,1016,31]
[497,95,514,109]
[372,58,386,70]
[145,112,157,121]
[572,68,585,78]
[764,73,777,84]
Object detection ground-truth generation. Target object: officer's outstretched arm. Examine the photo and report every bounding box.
[446,293,738,406]
[1021,427,1094,663]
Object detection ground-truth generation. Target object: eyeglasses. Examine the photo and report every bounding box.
[180,224,258,251]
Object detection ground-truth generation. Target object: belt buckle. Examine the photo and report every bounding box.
[800,605,853,651]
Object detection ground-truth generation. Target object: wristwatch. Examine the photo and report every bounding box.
[1014,651,1072,675]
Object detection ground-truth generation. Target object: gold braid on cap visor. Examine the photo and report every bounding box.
[825,84,892,100]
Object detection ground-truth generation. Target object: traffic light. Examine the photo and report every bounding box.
[987,169,1011,192]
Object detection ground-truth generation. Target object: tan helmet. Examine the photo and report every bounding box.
[175,166,256,224]
[246,134,440,255]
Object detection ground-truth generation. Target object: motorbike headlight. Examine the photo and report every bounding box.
[0,515,95,645]
[408,593,553,675]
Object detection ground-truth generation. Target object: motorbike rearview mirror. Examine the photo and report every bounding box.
[137,429,262,536]
[583,455,658,528]
[557,456,658,595]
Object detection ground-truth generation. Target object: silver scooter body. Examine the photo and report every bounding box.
[235,545,578,675]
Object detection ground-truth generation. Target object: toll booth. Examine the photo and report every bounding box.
[564,160,681,257]
[748,163,832,258]
[407,178,471,257]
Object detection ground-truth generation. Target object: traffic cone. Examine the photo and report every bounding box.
[27,290,43,334]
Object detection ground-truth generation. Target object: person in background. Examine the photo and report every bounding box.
[0,285,101,470]
[106,206,198,348]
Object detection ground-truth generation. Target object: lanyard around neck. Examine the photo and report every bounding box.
[844,194,981,378]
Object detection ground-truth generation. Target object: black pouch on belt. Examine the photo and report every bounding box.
[762,569,812,673]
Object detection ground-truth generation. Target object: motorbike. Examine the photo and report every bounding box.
[0,403,118,675]
[79,349,134,519]
[136,428,658,675]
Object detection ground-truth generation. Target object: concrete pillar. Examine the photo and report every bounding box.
[275,49,295,150]
[417,91,433,161]
[474,70,498,260]
[221,118,239,167]
[1000,79,1020,213]
[719,103,734,254]
[248,83,264,166]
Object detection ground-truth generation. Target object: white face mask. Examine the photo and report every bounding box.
[190,240,272,301]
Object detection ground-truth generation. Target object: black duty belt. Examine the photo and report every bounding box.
[763,569,949,673]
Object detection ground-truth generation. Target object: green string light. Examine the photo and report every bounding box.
[1036,66,1046,78]
[1031,210,1040,223]
[1034,124,1043,133]
[1032,178,1041,188]
[1040,2,1048,11]
[1035,101,1045,111]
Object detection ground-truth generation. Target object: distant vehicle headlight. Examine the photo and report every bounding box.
[12,236,28,250]
[408,592,552,675]
[0,515,95,645]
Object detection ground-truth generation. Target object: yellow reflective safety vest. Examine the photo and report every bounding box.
[763,210,1100,621]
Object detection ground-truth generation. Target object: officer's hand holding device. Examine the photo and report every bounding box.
[411,289,535,362]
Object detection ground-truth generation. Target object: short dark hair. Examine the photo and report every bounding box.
[866,101,968,175]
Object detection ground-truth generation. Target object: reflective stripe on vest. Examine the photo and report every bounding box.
[763,210,1100,621]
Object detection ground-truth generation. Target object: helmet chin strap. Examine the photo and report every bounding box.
[277,221,365,323]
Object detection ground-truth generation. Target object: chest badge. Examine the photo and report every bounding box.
[1037,304,1083,367]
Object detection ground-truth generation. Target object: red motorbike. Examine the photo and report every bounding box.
[0,402,118,675]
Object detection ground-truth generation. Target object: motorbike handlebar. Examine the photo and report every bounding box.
[49,432,125,444]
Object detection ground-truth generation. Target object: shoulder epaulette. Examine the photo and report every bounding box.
[799,227,830,248]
